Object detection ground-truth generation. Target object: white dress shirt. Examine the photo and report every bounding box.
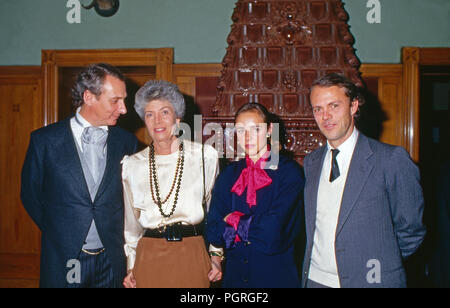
[308,128,359,288]
[122,140,219,271]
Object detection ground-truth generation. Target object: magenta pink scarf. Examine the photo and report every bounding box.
[231,151,272,207]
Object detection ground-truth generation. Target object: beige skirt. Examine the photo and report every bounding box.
[133,236,211,288]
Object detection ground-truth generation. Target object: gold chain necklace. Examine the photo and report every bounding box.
[149,141,184,218]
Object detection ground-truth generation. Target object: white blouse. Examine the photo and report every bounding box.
[122,140,219,271]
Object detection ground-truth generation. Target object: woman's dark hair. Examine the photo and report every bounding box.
[311,73,365,118]
[235,102,272,124]
[235,102,290,154]
[71,63,126,108]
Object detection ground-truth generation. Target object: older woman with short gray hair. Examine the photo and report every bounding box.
[122,80,219,288]
[134,80,185,121]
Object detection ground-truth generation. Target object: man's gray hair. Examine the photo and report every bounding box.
[134,80,185,120]
[71,63,126,108]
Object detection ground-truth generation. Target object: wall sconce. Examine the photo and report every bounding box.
[83,0,120,17]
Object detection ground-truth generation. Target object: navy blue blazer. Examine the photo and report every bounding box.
[21,117,137,288]
[302,133,426,288]
[206,153,305,288]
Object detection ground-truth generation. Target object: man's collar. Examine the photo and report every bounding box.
[75,107,108,131]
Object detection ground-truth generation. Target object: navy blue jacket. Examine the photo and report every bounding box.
[302,133,425,288]
[21,118,137,288]
[206,153,305,288]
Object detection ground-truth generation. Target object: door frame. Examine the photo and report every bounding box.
[402,47,450,162]
[41,48,174,126]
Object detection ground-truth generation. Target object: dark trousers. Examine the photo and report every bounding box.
[67,249,115,288]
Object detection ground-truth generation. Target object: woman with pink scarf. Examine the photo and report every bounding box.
[206,103,305,288]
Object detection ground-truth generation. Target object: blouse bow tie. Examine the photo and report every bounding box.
[231,152,272,207]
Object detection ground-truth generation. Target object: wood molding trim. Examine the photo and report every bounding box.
[173,62,432,161]
[401,47,450,162]
[173,63,222,97]
[0,66,41,79]
[402,47,420,162]
[0,254,40,280]
[173,63,222,77]
[419,48,450,66]
[174,62,403,95]
[42,48,174,126]
[0,67,42,89]
[360,64,402,77]
[174,62,411,161]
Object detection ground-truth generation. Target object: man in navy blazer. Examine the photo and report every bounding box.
[21,63,137,288]
[302,73,425,288]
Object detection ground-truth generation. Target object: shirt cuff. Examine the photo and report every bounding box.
[209,244,224,255]
[237,214,252,242]
[127,253,136,272]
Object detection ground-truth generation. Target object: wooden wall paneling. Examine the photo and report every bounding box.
[0,279,39,288]
[0,66,43,288]
[378,76,404,146]
[173,64,222,142]
[360,64,404,148]
[176,76,197,97]
[173,64,222,96]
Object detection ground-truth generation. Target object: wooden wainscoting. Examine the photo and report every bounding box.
[0,67,43,288]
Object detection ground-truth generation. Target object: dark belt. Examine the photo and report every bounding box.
[143,223,203,241]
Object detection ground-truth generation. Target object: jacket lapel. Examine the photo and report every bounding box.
[335,134,374,237]
[59,118,92,202]
[305,146,327,240]
[94,127,122,203]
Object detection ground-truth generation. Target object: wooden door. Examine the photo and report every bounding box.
[0,67,43,288]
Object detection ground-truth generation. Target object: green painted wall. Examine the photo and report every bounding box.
[344,0,450,63]
[0,0,448,65]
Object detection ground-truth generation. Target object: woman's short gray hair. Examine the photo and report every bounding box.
[134,80,185,120]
